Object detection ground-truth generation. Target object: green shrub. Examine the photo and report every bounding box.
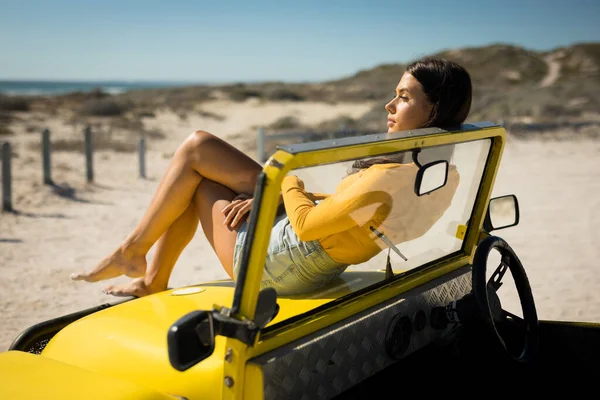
[228,84,262,101]
[268,116,302,130]
[78,98,130,117]
[0,125,14,136]
[0,95,31,111]
[265,88,305,101]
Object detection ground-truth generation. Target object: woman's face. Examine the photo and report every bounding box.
[385,72,433,133]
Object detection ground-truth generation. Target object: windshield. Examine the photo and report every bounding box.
[276,139,491,289]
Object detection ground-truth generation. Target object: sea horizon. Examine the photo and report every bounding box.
[0,79,209,96]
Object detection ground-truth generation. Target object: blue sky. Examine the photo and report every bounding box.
[1,0,599,82]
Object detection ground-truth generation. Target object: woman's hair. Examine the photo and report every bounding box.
[349,58,472,172]
[407,58,472,129]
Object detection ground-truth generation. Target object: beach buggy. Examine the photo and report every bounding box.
[1,121,598,399]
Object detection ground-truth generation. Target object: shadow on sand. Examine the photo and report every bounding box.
[49,182,90,203]
[2,209,70,219]
[1,181,114,217]
[0,238,23,243]
[47,181,114,206]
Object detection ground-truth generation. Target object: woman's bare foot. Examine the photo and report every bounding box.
[71,246,147,282]
[103,278,151,297]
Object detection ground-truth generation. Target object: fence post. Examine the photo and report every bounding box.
[138,136,146,179]
[257,127,265,163]
[2,142,12,212]
[42,128,52,184]
[84,125,94,183]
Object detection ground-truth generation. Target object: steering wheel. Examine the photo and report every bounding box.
[472,235,539,363]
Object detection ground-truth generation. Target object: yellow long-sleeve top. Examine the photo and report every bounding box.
[281,163,460,265]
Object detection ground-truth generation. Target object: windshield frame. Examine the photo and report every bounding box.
[230,122,506,324]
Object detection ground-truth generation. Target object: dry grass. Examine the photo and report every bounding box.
[25,123,147,153]
[197,109,225,121]
[27,136,137,153]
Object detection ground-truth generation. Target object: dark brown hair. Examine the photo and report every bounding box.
[349,58,472,172]
[407,57,472,129]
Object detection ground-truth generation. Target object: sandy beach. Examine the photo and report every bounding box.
[1,99,599,351]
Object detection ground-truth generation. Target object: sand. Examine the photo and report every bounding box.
[1,99,599,351]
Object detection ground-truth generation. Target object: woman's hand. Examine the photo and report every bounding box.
[222,193,254,228]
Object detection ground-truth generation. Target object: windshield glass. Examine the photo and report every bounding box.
[266,139,491,297]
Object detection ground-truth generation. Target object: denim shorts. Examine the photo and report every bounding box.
[233,212,348,296]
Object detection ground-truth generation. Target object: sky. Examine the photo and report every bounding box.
[1,0,599,83]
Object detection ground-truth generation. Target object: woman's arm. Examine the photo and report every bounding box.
[281,174,392,241]
[276,190,330,205]
[308,192,331,201]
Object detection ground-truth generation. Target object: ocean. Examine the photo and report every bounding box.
[0,80,200,96]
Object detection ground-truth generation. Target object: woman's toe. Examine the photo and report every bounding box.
[71,272,87,281]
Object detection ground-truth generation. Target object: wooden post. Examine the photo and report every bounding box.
[2,142,12,212]
[257,127,265,163]
[84,125,94,183]
[138,136,146,179]
[42,128,52,184]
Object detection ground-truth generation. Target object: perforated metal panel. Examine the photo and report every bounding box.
[249,266,472,400]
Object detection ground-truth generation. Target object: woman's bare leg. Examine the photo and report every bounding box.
[102,201,199,297]
[102,179,241,297]
[71,130,261,282]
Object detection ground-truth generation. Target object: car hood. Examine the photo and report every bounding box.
[39,271,387,398]
[0,351,178,400]
[41,282,235,399]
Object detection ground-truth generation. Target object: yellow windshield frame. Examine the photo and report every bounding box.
[222,122,506,399]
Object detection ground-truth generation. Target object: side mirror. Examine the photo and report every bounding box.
[167,288,279,372]
[167,310,215,372]
[483,195,520,231]
[415,160,448,196]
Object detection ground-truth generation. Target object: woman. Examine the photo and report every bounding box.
[70,58,472,297]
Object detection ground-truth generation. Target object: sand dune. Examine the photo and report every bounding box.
[1,99,599,351]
